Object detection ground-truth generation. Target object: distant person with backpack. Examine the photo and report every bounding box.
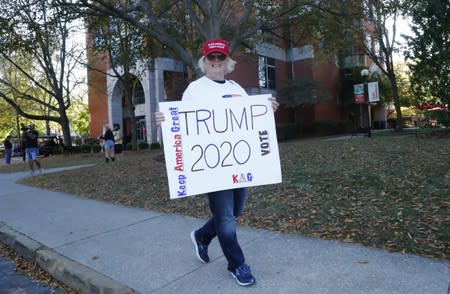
[22,124,42,175]
[3,135,12,165]
[101,125,115,163]
[113,123,123,159]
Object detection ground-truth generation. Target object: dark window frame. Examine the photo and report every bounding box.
[258,56,276,89]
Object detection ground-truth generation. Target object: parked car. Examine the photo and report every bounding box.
[38,136,60,157]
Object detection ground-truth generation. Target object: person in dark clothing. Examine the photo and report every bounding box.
[22,124,42,175]
[101,125,115,163]
[20,124,28,162]
[112,123,123,159]
[3,135,13,165]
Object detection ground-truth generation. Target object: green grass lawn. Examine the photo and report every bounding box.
[2,131,449,260]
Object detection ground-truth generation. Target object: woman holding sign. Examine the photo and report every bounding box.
[156,39,278,287]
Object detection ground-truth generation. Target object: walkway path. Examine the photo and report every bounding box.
[0,167,448,293]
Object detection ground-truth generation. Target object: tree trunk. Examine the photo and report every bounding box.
[15,111,21,140]
[124,86,138,151]
[45,120,51,136]
[59,111,72,147]
[390,75,403,131]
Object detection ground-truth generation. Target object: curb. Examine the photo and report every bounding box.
[0,222,139,294]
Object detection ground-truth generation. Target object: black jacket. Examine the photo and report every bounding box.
[22,130,39,148]
[3,139,12,150]
[103,129,115,141]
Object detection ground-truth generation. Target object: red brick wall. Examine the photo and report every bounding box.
[228,53,259,88]
[87,34,109,138]
[87,47,345,136]
[313,62,341,121]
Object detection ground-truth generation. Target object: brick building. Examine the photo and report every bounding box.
[87,39,368,144]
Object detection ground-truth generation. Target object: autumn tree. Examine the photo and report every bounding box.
[56,0,339,143]
[0,0,85,146]
[404,0,450,107]
[305,0,407,129]
[87,11,160,149]
[0,100,17,139]
[68,100,90,137]
[0,55,36,140]
[358,0,406,130]
[57,1,329,76]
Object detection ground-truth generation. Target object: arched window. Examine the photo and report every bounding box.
[133,82,145,105]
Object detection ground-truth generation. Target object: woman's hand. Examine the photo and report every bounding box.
[155,111,165,127]
[268,97,279,112]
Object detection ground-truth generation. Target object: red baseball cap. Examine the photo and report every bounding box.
[202,39,230,56]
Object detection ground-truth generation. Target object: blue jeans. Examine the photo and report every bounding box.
[4,149,11,164]
[196,188,247,271]
[25,147,39,161]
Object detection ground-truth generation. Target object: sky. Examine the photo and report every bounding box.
[391,17,413,62]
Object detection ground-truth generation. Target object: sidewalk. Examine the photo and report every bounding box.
[0,167,448,294]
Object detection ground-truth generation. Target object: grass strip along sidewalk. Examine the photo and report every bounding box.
[3,131,449,260]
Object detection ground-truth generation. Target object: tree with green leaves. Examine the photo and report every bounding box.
[404,0,450,108]
[68,100,89,137]
[0,0,85,147]
[360,0,406,130]
[57,1,328,77]
[277,77,330,123]
[0,100,17,139]
[309,0,407,130]
[57,0,415,132]
[58,0,342,143]
[340,67,393,106]
[0,54,45,141]
[87,11,159,149]
[394,62,417,107]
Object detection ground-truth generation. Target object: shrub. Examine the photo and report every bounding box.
[138,141,149,150]
[74,137,83,146]
[54,148,62,155]
[276,123,302,141]
[84,137,100,145]
[308,120,352,136]
[92,144,102,153]
[71,145,81,153]
[125,143,133,150]
[150,142,161,150]
[80,144,92,153]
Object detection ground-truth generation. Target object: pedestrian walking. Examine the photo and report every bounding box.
[20,124,27,162]
[155,39,279,287]
[101,125,115,163]
[113,123,123,159]
[3,135,13,165]
[22,124,42,175]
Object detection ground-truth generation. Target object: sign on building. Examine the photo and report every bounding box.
[159,95,282,199]
[353,83,365,104]
[368,81,380,102]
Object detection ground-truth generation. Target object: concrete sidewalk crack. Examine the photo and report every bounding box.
[53,214,165,249]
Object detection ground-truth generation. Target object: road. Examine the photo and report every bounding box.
[0,255,63,294]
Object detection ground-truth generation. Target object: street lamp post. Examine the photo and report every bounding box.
[361,69,372,137]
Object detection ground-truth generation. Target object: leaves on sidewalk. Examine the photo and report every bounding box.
[16,134,450,260]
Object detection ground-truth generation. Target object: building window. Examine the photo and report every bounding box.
[135,116,147,142]
[133,82,145,105]
[258,56,276,89]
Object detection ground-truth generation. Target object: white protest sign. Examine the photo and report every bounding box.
[159,94,282,199]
